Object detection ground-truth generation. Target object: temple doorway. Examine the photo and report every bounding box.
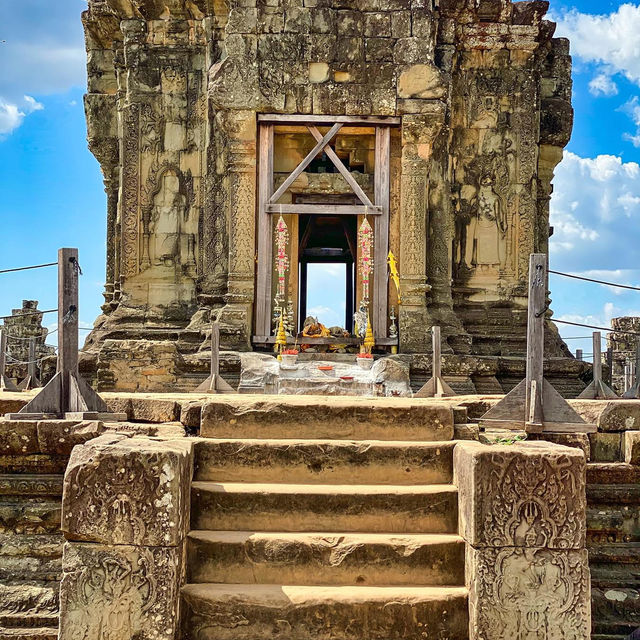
[253,115,397,348]
[298,213,357,333]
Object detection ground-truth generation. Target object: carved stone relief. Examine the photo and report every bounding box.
[455,441,586,549]
[467,545,591,640]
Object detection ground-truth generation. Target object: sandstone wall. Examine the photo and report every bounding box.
[81,0,573,386]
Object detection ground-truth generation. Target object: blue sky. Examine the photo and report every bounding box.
[1,1,640,359]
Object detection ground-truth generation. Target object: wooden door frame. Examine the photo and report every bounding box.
[254,115,395,343]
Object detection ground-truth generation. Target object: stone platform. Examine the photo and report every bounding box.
[5,390,640,638]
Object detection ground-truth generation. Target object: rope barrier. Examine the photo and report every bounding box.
[549,270,640,292]
[0,262,57,275]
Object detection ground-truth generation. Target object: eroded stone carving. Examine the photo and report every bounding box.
[467,545,591,640]
[59,542,182,640]
[455,440,586,549]
[62,435,192,546]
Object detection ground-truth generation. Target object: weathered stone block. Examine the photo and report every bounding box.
[454,441,586,549]
[0,420,38,455]
[588,431,623,462]
[62,435,193,546]
[625,431,640,465]
[599,401,640,432]
[390,10,411,37]
[36,420,104,455]
[365,37,395,62]
[538,433,590,461]
[59,541,183,640]
[364,12,391,37]
[466,545,591,640]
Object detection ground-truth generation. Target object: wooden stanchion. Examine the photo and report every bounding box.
[579,332,617,399]
[480,254,596,434]
[0,330,19,392]
[415,326,455,398]
[623,342,640,399]
[194,321,234,393]
[606,347,614,386]
[576,349,583,361]
[6,248,124,420]
[18,338,41,391]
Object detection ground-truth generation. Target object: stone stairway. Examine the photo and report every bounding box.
[588,462,640,640]
[0,475,63,640]
[181,404,468,639]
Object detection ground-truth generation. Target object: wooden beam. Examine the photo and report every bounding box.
[479,253,596,433]
[269,123,342,205]
[414,326,456,398]
[258,114,401,126]
[256,123,274,338]
[266,204,382,215]
[307,126,374,208]
[525,253,546,431]
[373,125,390,339]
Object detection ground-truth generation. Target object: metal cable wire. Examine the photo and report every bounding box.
[549,269,640,291]
[0,262,57,275]
[555,318,640,338]
[0,309,57,321]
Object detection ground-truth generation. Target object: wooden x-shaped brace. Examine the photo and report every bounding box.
[268,123,374,208]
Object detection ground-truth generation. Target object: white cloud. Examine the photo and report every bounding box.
[554,4,640,85]
[620,96,640,147]
[589,73,619,97]
[0,95,44,136]
[550,151,640,271]
[0,3,86,138]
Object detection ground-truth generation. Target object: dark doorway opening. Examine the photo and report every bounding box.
[298,214,357,333]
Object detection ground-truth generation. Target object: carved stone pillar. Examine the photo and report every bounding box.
[454,441,591,640]
[218,110,257,350]
[398,115,440,352]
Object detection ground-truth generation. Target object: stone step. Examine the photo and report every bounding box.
[181,583,468,640]
[191,482,458,534]
[0,629,58,640]
[0,583,58,618]
[0,499,61,535]
[187,531,465,586]
[0,615,58,629]
[200,396,454,441]
[0,476,63,498]
[193,439,455,485]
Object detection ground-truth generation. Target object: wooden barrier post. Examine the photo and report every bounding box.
[415,326,455,398]
[623,342,640,398]
[525,253,546,429]
[579,331,617,399]
[8,248,121,420]
[480,253,596,433]
[0,330,19,392]
[606,347,614,386]
[576,349,583,361]
[194,321,234,393]
[18,337,41,391]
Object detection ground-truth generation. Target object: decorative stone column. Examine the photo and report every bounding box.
[217,109,257,350]
[58,434,193,640]
[398,114,441,352]
[454,441,590,639]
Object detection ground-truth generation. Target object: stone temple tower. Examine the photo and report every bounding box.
[81,0,575,391]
